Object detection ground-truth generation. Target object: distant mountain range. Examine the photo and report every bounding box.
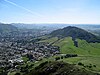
[11,23,60,30]
[0,23,100,38]
[11,23,100,36]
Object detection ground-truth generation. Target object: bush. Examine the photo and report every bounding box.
[78,62,84,66]
[55,57,60,61]
[88,65,92,68]
[61,56,64,59]
[15,73,20,75]
[93,65,96,67]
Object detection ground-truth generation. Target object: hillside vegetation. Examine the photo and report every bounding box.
[27,61,98,75]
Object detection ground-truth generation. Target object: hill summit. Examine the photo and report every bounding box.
[50,26,100,43]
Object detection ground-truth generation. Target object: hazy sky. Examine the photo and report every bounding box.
[0,0,100,24]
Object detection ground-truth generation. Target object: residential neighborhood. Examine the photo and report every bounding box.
[0,35,60,74]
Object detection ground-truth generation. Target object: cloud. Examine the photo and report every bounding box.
[4,0,43,17]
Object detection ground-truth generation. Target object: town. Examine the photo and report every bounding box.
[0,31,60,74]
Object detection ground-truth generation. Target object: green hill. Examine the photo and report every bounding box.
[50,26,100,43]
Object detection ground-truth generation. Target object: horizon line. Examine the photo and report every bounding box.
[1,22,100,25]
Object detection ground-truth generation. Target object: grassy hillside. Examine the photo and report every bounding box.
[40,37,100,56]
[38,36,100,73]
[27,61,98,75]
